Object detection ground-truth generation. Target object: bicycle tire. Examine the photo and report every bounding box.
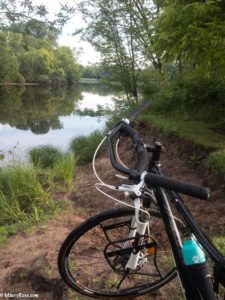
[58,207,181,298]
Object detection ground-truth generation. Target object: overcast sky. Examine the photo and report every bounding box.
[33,0,100,65]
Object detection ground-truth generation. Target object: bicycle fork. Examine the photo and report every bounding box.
[125,198,150,270]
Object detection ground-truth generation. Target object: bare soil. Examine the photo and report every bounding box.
[0,125,225,300]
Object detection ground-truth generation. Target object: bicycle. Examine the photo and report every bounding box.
[58,101,225,299]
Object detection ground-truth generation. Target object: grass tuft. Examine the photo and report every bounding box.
[70,130,104,165]
[205,150,225,175]
[0,164,48,225]
[29,146,76,187]
[212,236,225,256]
[53,153,75,186]
[142,112,225,150]
[29,146,63,169]
[0,145,76,245]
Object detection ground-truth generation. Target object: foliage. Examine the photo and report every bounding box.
[0,28,81,84]
[53,154,75,186]
[82,64,113,82]
[70,130,105,165]
[77,0,162,100]
[29,146,64,169]
[29,146,76,187]
[0,164,49,226]
[0,45,23,82]
[153,1,225,77]
[205,150,225,175]
[0,0,73,31]
[53,47,82,83]
[141,112,225,150]
[152,75,225,124]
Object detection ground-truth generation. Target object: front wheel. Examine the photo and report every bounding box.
[58,208,178,298]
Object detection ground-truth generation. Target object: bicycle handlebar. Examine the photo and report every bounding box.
[144,173,210,200]
[106,102,210,201]
[107,121,148,180]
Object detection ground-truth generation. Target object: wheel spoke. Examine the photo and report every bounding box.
[59,208,180,297]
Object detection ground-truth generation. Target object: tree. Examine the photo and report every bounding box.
[0,0,73,31]
[77,0,161,100]
[53,47,81,83]
[0,45,23,82]
[153,0,225,78]
[19,48,55,82]
[8,20,59,44]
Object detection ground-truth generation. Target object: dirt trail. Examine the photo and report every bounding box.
[0,126,224,300]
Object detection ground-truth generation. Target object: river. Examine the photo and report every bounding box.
[0,84,120,163]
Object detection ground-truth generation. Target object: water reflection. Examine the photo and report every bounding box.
[0,84,120,160]
[0,85,81,134]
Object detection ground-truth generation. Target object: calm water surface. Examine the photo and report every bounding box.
[0,84,119,162]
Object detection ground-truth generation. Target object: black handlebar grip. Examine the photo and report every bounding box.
[120,123,148,173]
[135,144,148,172]
[107,122,148,178]
[145,173,210,200]
[120,124,138,143]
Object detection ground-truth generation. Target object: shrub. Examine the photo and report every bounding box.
[153,75,225,124]
[70,130,104,165]
[205,150,225,175]
[53,154,75,186]
[29,146,63,168]
[29,146,76,187]
[0,164,49,225]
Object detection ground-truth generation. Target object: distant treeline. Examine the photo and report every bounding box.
[0,25,81,84]
[81,64,113,82]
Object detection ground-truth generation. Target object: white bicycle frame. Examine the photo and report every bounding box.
[125,197,150,270]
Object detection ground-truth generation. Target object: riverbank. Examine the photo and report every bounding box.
[0,82,75,86]
[0,146,75,245]
[141,110,225,176]
[0,122,224,299]
[0,78,101,85]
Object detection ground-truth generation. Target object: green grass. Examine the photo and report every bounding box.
[0,164,48,224]
[0,146,76,245]
[29,146,76,187]
[53,153,75,186]
[0,199,71,246]
[142,111,225,175]
[29,146,64,169]
[142,112,225,150]
[205,150,225,175]
[70,130,105,165]
[0,163,53,245]
[213,235,225,256]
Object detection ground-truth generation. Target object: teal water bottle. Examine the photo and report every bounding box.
[181,239,206,266]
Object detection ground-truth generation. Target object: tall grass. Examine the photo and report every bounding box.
[29,146,76,186]
[0,163,50,235]
[0,146,76,244]
[53,153,75,186]
[213,236,225,256]
[70,130,104,165]
[29,146,63,168]
[205,150,225,175]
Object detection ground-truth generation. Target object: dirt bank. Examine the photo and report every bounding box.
[0,125,224,300]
